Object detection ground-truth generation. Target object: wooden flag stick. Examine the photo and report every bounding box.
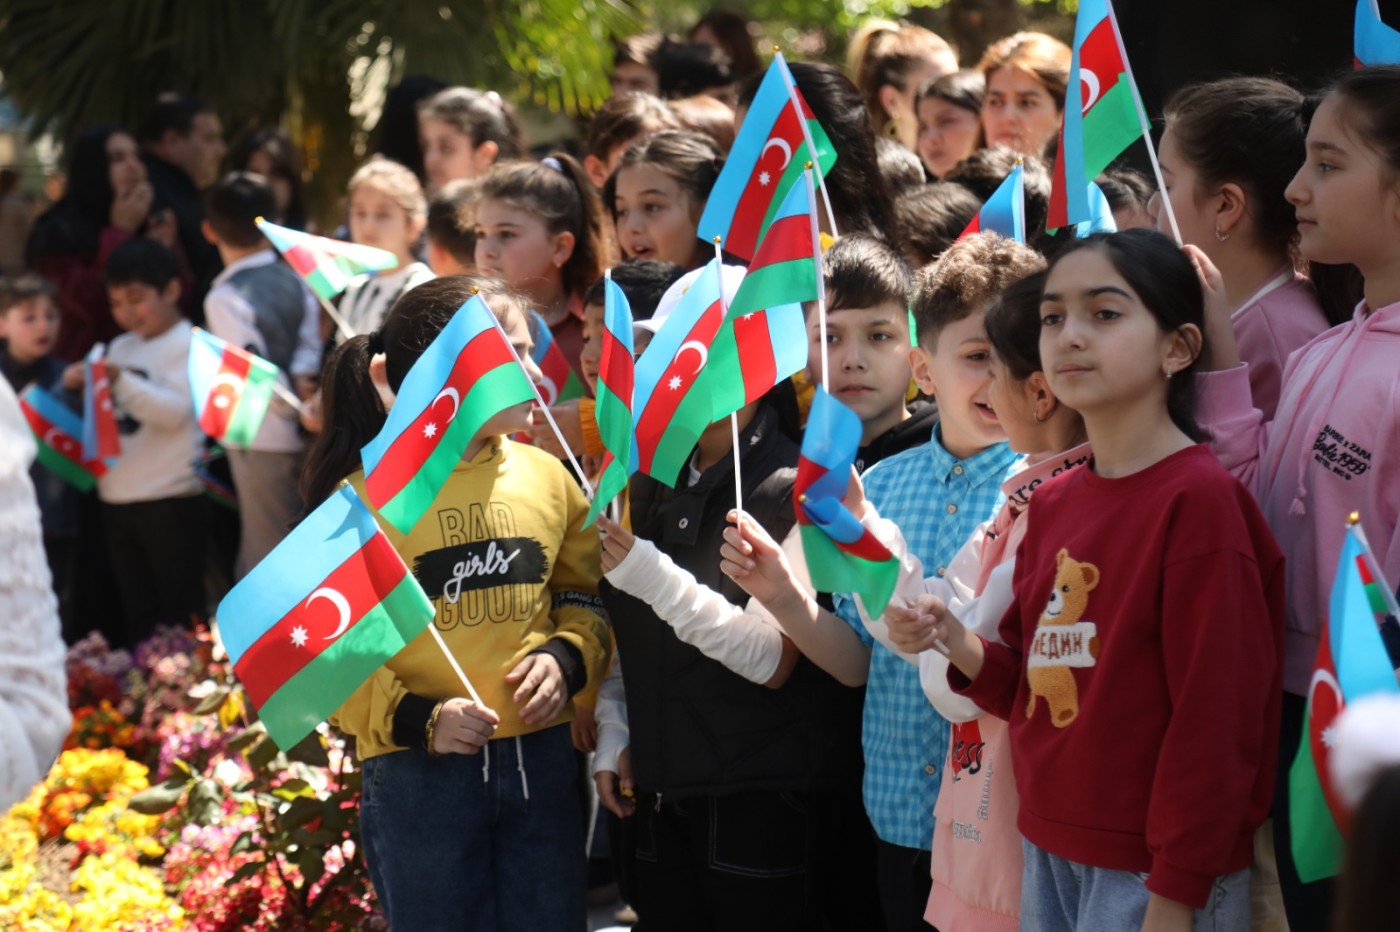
[805,166,831,393]
[428,625,485,706]
[269,379,308,417]
[776,49,839,240]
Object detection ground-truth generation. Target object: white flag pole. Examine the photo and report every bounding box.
[776,50,839,241]
[711,238,744,518]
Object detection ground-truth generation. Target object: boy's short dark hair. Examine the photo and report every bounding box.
[426,179,482,264]
[876,137,926,199]
[0,273,57,313]
[206,172,277,249]
[894,182,983,267]
[582,260,686,321]
[615,32,665,70]
[138,94,207,145]
[820,233,913,316]
[656,41,734,99]
[945,148,1052,246]
[105,238,181,290]
[910,232,1045,349]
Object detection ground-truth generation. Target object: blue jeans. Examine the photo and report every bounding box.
[360,723,585,932]
[1020,839,1250,931]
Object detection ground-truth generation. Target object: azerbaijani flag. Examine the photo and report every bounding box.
[633,261,726,487]
[1356,0,1400,66]
[697,53,837,262]
[528,310,587,406]
[706,178,815,422]
[1074,181,1119,238]
[796,388,899,614]
[81,353,121,464]
[189,329,280,448]
[361,294,536,534]
[1047,0,1145,229]
[19,384,105,491]
[959,161,1026,243]
[218,485,434,750]
[256,217,399,301]
[584,275,636,528]
[1289,520,1400,882]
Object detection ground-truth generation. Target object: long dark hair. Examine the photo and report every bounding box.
[300,276,530,507]
[1044,230,1206,441]
[230,128,308,230]
[27,124,126,261]
[985,270,1049,380]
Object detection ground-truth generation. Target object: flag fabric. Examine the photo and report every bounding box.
[188,329,280,448]
[1289,522,1400,882]
[218,485,434,750]
[1073,181,1119,237]
[697,54,838,262]
[361,294,536,534]
[528,310,588,406]
[705,179,816,422]
[19,384,105,491]
[632,261,727,487]
[256,217,399,301]
[584,277,636,527]
[1047,0,1145,229]
[1356,0,1400,66]
[795,388,900,615]
[80,354,121,464]
[959,162,1026,243]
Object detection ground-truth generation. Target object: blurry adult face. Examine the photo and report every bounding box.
[917,97,981,179]
[246,150,294,218]
[982,67,1061,158]
[106,132,147,195]
[187,113,227,189]
[611,61,659,98]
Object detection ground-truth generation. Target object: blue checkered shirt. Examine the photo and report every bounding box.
[835,425,1021,849]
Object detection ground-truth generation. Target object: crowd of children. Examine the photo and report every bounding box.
[3,8,1400,931]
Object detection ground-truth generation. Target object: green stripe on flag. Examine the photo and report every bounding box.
[256,574,434,750]
[224,367,279,447]
[34,443,95,492]
[1083,81,1143,178]
[733,257,816,316]
[648,387,715,489]
[585,457,629,528]
[305,269,339,302]
[1288,697,1345,883]
[800,525,899,616]
[593,385,632,463]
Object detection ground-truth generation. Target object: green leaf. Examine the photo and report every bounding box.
[193,685,231,715]
[272,778,315,801]
[280,796,324,831]
[245,735,281,772]
[187,779,223,827]
[128,777,190,815]
[227,723,266,753]
[225,859,264,887]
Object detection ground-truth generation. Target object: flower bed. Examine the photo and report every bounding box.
[0,627,385,930]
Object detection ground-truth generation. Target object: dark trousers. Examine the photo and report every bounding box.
[1272,690,1335,930]
[632,790,816,932]
[100,495,208,646]
[876,839,935,932]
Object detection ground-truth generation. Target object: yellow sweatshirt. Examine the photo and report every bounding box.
[330,438,610,760]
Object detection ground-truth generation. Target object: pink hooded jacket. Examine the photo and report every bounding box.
[1231,269,1330,421]
[1199,299,1400,695]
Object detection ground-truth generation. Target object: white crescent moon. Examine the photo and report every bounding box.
[209,373,244,409]
[676,340,709,374]
[307,587,353,641]
[538,376,559,406]
[42,427,70,452]
[1309,666,1341,702]
[762,138,793,169]
[1080,70,1101,114]
[432,387,460,422]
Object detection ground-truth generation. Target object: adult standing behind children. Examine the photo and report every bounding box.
[202,172,320,577]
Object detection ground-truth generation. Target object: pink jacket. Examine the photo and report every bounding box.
[1231,270,1330,421]
[1199,300,1400,695]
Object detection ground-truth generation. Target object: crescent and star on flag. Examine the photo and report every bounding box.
[291,586,354,648]
[422,387,460,440]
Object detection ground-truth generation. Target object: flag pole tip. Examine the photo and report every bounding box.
[773,45,781,53]
[470,286,480,295]
[804,160,814,170]
[1349,511,1361,525]
[255,216,265,224]
[797,493,807,504]
[712,235,722,245]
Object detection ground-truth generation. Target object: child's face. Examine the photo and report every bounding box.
[986,354,1043,454]
[614,163,701,268]
[1154,128,1218,253]
[1286,95,1400,272]
[477,307,541,439]
[982,67,1062,159]
[1038,248,1179,422]
[579,301,605,392]
[349,183,421,258]
[911,308,1003,460]
[420,118,483,191]
[474,199,574,295]
[1,298,60,364]
[917,97,981,180]
[807,300,912,440]
[108,281,181,339]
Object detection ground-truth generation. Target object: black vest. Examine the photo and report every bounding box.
[604,405,865,799]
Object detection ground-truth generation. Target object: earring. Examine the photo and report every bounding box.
[885,117,902,141]
[1164,366,1174,380]
[1215,226,1229,243]
[1033,408,1047,422]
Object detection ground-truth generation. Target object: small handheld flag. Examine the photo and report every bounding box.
[188,329,280,448]
[959,161,1026,243]
[1073,181,1119,238]
[256,218,399,301]
[218,485,435,751]
[1289,516,1400,882]
[361,295,536,534]
[528,310,588,407]
[697,54,837,262]
[584,274,636,527]
[795,389,900,614]
[81,351,121,464]
[1356,0,1400,67]
[19,384,105,491]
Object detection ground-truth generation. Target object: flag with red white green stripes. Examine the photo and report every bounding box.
[188,329,280,448]
[257,217,398,301]
[19,383,105,491]
[584,276,636,527]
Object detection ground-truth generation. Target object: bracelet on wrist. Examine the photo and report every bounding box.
[424,699,447,757]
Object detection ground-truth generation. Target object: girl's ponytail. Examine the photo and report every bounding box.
[301,334,386,508]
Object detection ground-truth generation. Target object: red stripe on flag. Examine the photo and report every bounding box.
[537,337,573,406]
[839,527,897,563]
[598,328,634,406]
[1047,130,1070,229]
[957,213,983,241]
[1078,18,1124,112]
[235,530,409,708]
[90,361,121,460]
[753,214,816,265]
[20,402,104,474]
[728,103,805,259]
[199,349,253,438]
[635,299,724,473]
[733,312,777,406]
[283,243,321,278]
[363,330,517,506]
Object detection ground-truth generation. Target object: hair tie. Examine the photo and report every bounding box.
[366,330,385,356]
[542,156,565,174]
[486,90,504,111]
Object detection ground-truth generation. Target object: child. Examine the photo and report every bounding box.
[1195,65,1400,931]
[926,229,1284,928]
[0,275,81,637]
[99,239,208,645]
[582,92,680,189]
[976,32,1070,161]
[424,178,481,276]
[605,130,720,270]
[475,154,608,382]
[894,182,983,268]
[1156,77,1335,418]
[313,276,610,932]
[417,86,523,193]
[339,157,437,339]
[202,172,320,576]
[916,70,986,180]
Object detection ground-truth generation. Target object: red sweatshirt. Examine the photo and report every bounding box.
[951,445,1285,908]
